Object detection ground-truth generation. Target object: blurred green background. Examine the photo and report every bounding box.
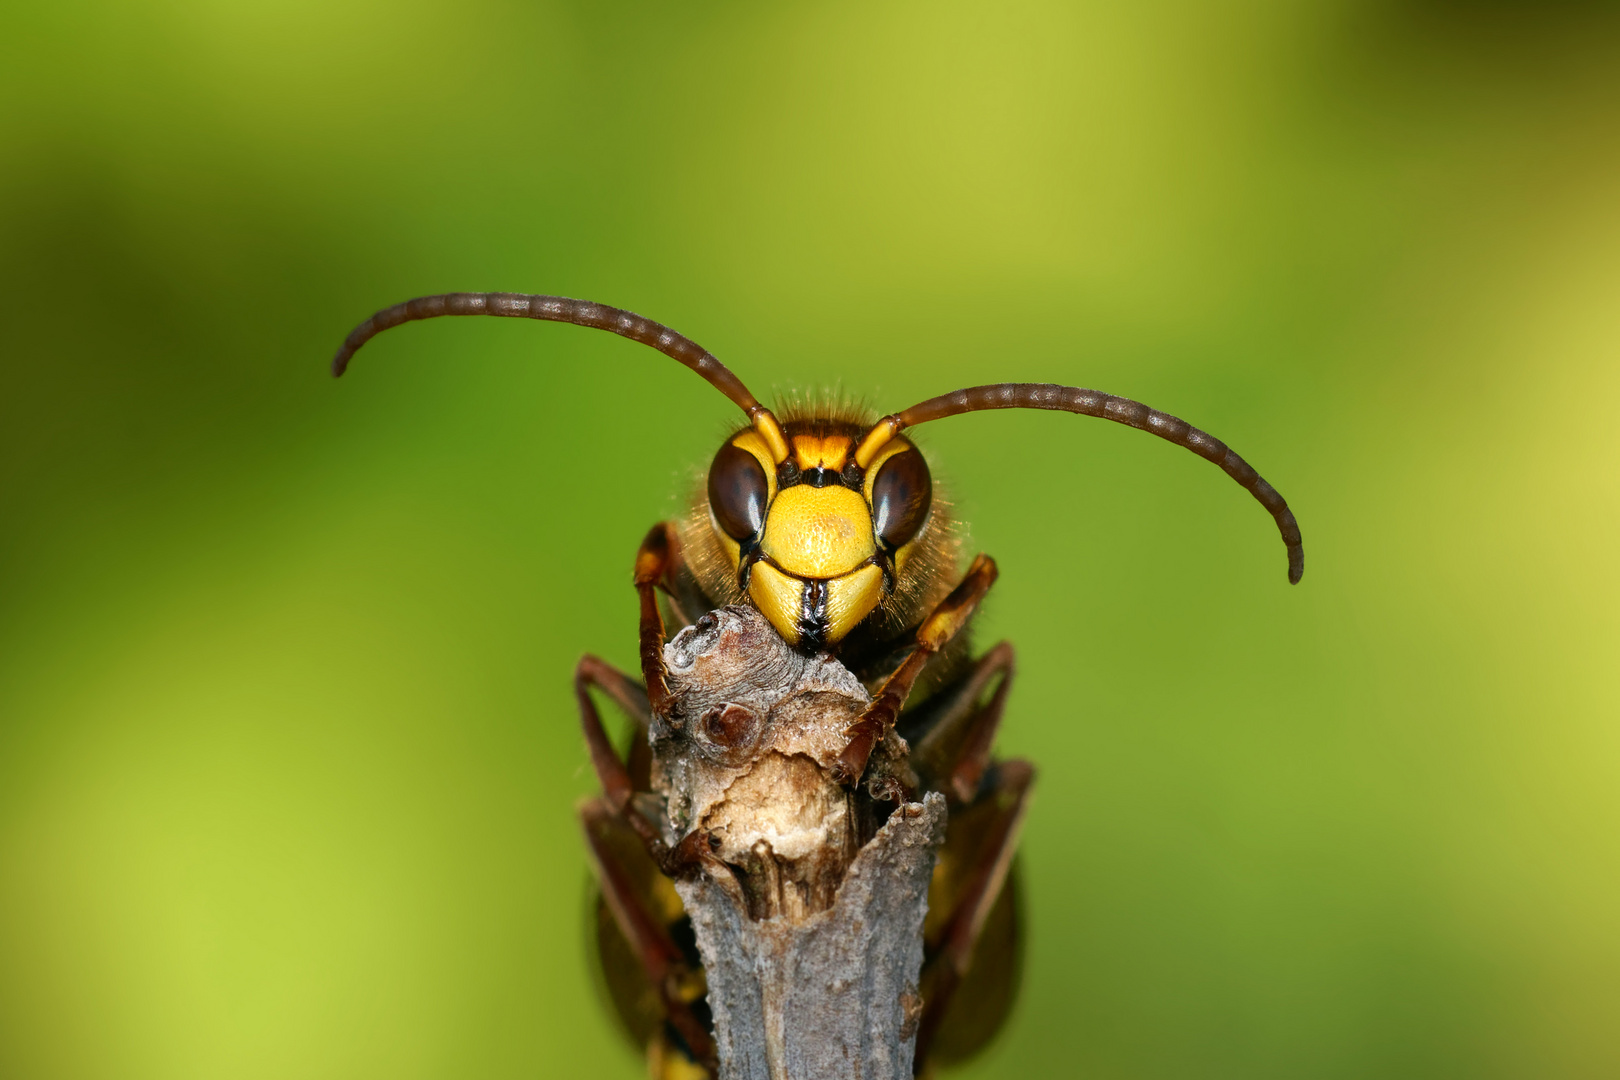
[2,1,1617,1077]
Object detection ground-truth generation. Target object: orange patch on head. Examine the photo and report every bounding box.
[791,434,853,472]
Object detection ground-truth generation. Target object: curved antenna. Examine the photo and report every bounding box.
[330,292,790,462]
[854,383,1304,583]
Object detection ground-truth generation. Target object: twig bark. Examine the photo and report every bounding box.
[655,605,946,1080]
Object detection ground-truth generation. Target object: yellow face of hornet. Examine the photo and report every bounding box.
[331,292,1303,653]
[703,419,933,651]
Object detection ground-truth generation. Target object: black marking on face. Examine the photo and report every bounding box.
[797,578,830,652]
[866,549,896,596]
[736,537,762,590]
[787,465,866,491]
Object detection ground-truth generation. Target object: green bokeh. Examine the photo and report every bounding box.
[3,2,1617,1077]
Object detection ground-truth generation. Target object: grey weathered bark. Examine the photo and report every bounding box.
[654,605,946,1080]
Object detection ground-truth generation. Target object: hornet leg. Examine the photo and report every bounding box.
[634,522,684,718]
[914,758,1035,1067]
[835,553,1000,785]
[581,799,717,1074]
[576,653,712,877]
[903,640,1016,805]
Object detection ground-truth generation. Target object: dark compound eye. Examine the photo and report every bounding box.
[870,448,932,549]
[708,441,769,542]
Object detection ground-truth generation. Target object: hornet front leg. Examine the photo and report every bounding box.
[834,553,1000,786]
